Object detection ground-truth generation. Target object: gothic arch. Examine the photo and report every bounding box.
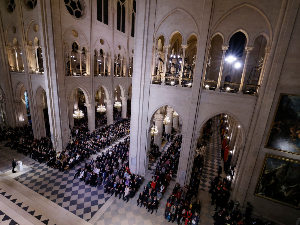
[197,111,245,147]
[227,29,250,47]
[67,84,91,104]
[251,32,270,46]
[95,84,111,100]
[154,8,199,38]
[213,4,272,45]
[63,26,89,51]
[115,83,126,98]
[211,32,225,43]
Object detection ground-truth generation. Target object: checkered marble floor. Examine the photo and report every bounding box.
[0,210,19,225]
[199,117,222,192]
[10,135,129,222]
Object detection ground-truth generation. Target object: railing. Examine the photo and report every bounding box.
[203,80,217,90]
[243,84,260,95]
[65,69,89,76]
[94,72,110,77]
[10,66,25,73]
[151,75,162,85]
[220,81,240,93]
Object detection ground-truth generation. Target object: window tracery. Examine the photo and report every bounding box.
[23,0,37,10]
[64,0,85,19]
[131,0,136,37]
[117,0,125,33]
[97,0,108,25]
[5,0,16,13]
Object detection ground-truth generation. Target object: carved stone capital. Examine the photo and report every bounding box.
[245,47,254,52]
[154,113,164,121]
[222,45,229,51]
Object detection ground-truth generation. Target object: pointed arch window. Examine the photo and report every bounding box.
[97,0,108,25]
[117,0,126,33]
[131,0,136,37]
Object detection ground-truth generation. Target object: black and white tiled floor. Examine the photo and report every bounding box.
[199,117,222,192]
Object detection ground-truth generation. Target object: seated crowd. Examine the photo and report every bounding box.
[136,135,182,214]
[4,118,130,173]
[73,136,143,203]
[164,143,204,225]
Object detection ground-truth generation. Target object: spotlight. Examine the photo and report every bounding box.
[225,55,236,63]
[177,55,180,58]
[205,84,209,90]
[234,62,242,69]
[238,125,241,128]
[226,87,231,91]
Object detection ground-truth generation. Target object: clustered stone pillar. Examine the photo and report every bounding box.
[216,46,229,89]
[68,101,74,129]
[121,96,128,118]
[165,106,173,134]
[173,112,179,130]
[154,113,164,150]
[37,104,46,138]
[106,100,114,125]
[85,102,96,132]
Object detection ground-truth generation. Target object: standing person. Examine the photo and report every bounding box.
[12,159,17,173]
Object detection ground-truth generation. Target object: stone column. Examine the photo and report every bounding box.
[154,113,164,150]
[162,45,169,85]
[14,47,19,71]
[108,55,112,76]
[68,101,75,128]
[103,56,106,76]
[105,100,113,125]
[121,96,128,118]
[173,112,179,130]
[115,57,118,76]
[35,46,39,70]
[257,46,271,88]
[85,102,96,132]
[69,50,72,73]
[37,104,46,138]
[79,50,82,76]
[216,46,228,89]
[165,106,173,134]
[180,45,187,87]
[96,56,99,75]
[238,47,253,93]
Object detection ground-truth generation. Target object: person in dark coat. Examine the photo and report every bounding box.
[12,159,17,173]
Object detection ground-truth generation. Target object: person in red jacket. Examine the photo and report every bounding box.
[151,179,156,189]
[185,209,193,225]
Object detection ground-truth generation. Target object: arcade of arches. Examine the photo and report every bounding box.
[0,0,299,225]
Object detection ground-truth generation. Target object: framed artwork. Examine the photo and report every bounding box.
[266,94,300,155]
[255,154,300,208]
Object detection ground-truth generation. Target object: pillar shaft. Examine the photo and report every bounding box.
[106,100,113,125]
[154,113,164,149]
[121,96,128,118]
[165,106,173,134]
[173,114,179,130]
[85,103,96,132]
[238,47,253,93]
[216,46,228,89]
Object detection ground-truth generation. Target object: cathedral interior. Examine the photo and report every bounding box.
[0,0,299,225]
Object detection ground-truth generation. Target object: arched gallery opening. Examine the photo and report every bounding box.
[148,105,182,171]
[113,85,122,120]
[95,86,107,127]
[68,88,88,129]
[196,114,243,191]
[35,87,50,137]
[19,84,31,126]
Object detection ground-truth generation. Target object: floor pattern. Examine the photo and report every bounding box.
[199,117,222,192]
[14,135,129,222]
[0,188,50,225]
[0,210,19,225]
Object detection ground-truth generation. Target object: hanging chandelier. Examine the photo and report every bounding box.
[151,125,158,136]
[97,104,106,113]
[173,111,178,117]
[73,109,84,119]
[163,115,170,125]
[114,101,122,108]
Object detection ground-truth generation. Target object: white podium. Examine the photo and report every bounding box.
[16,161,23,172]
